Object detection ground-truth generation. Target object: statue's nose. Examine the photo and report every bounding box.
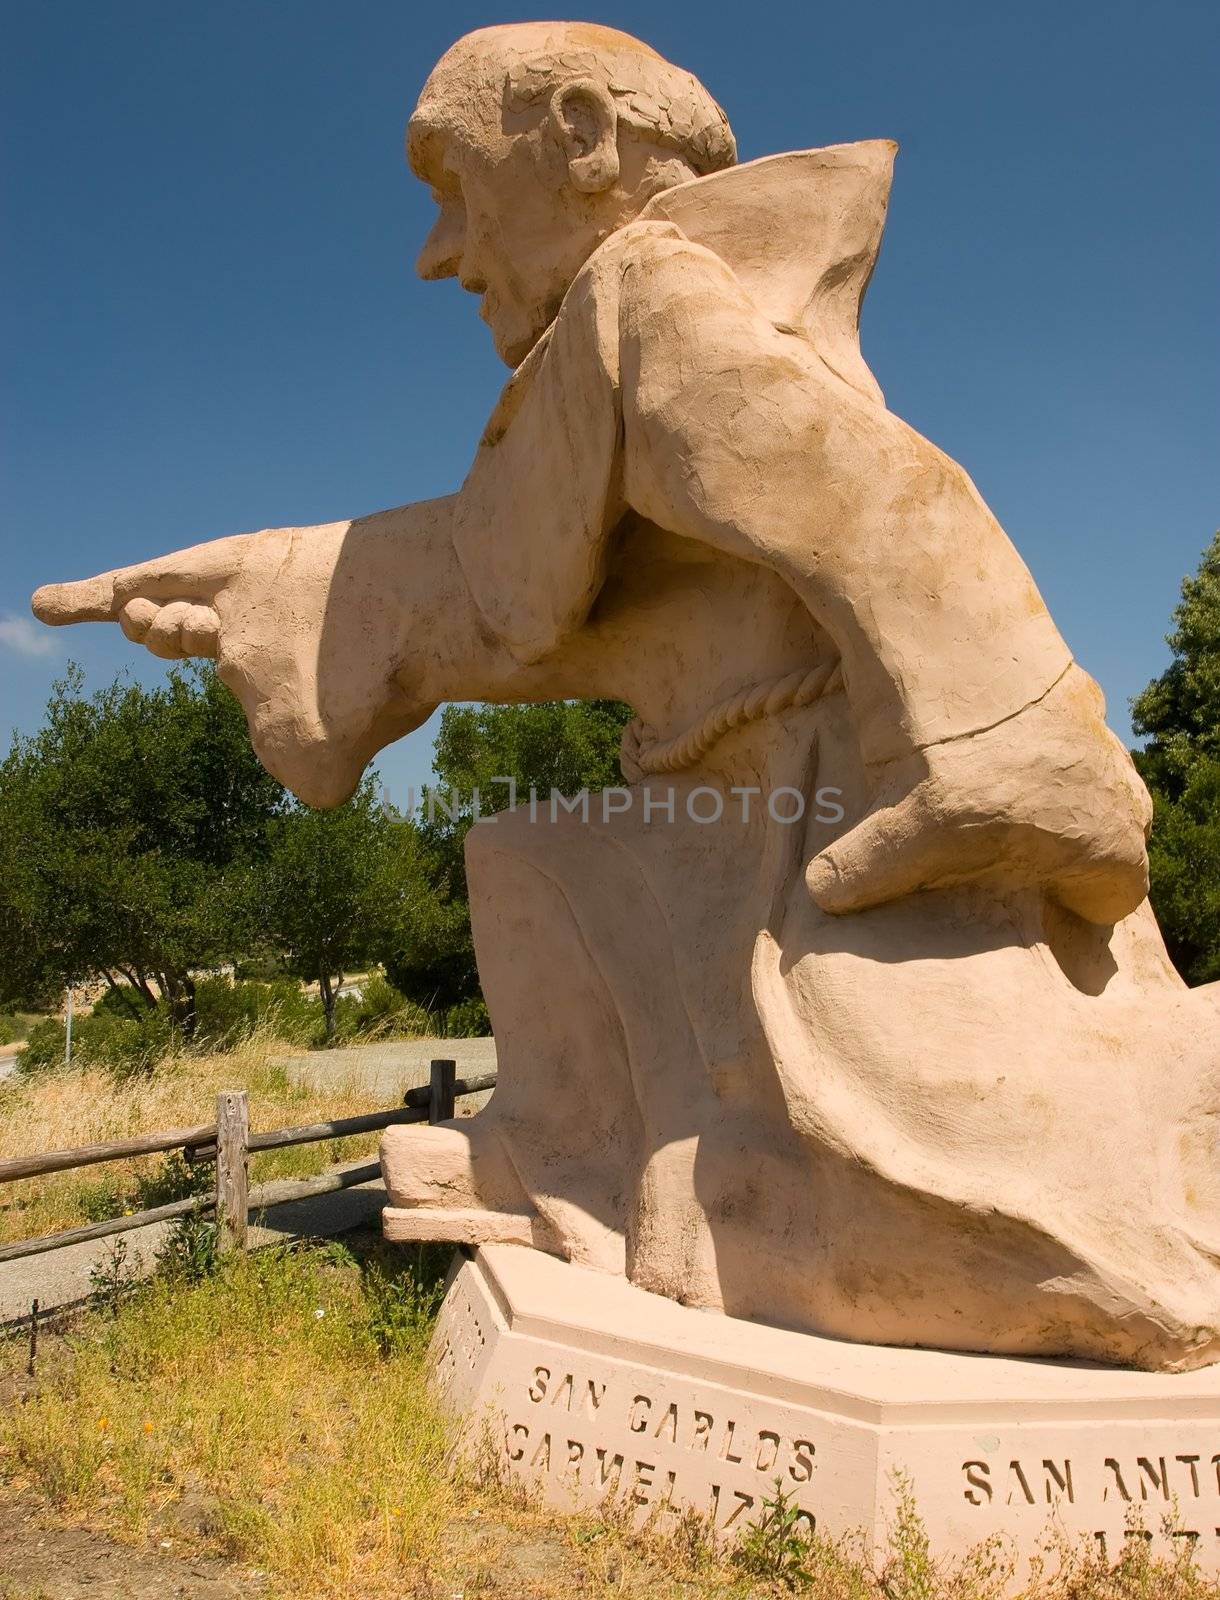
[416,209,464,281]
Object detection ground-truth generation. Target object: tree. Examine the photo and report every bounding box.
[0,664,285,1028]
[383,700,632,1014]
[259,777,403,1040]
[1132,531,1220,985]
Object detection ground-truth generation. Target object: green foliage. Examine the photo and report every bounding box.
[1132,532,1220,782]
[232,950,288,981]
[258,778,404,1040]
[88,1239,138,1314]
[385,699,632,1017]
[155,1211,219,1283]
[0,663,285,1022]
[439,996,491,1038]
[2,665,639,1043]
[878,1478,944,1600]
[732,1479,818,1589]
[135,1150,214,1209]
[21,1008,174,1080]
[331,972,431,1043]
[1141,757,1220,984]
[380,826,481,1015]
[360,1244,451,1359]
[1132,532,1220,984]
[192,974,319,1049]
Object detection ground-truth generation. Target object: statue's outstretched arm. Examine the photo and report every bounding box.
[32,500,480,806]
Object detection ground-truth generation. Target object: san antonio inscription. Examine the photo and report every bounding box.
[961,1452,1220,1555]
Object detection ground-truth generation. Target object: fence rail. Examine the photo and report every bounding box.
[0,1058,494,1266]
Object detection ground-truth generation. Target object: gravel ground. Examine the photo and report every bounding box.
[0,1495,268,1599]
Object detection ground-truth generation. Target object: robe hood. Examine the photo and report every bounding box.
[638,141,896,406]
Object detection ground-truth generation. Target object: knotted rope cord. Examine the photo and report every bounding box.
[620,657,843,781]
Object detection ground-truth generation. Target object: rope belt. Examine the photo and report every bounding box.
[620,657,843,781]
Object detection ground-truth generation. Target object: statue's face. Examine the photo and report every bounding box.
[410,114,616,369]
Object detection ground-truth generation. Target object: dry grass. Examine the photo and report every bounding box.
[0,1029,397,1246]
[1,1242,453,1599]
[1,1239,1217,1600]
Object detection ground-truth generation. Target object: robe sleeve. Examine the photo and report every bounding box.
[614,229,1073,767]
[451,221,682,665]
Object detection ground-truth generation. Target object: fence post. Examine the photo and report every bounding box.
[216,1090,249,1252]
[429,1059,456,1124]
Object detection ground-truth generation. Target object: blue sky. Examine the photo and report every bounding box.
[2,0,1216,803]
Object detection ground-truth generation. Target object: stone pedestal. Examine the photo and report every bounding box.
[430,1245,1220,1584]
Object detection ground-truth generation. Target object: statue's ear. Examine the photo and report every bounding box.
[548,78,620,194]
[451,232,637,662]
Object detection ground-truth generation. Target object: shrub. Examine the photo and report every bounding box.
[440,997,492,1038]
[20,1009,173,1079]
[193,975,319,1050]
[232,951,287,982]
[332,973,431,1044]
[733,1480,819,1589]
[155,1211,219,1283]
[91,984,150,1021]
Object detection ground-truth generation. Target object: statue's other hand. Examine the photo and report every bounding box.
[806,666,1152,928]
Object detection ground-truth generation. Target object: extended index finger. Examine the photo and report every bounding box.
[31,572,119,624]
[31,533,254,626]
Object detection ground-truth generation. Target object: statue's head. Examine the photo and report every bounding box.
[408,22,735,367]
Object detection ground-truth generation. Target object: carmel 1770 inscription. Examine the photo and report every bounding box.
[507,1365,819,1531]
[512,1368,817,1516]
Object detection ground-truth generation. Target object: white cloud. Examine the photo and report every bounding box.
[0,614,58,659]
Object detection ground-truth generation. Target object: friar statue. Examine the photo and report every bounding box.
[33,23,1219,1372]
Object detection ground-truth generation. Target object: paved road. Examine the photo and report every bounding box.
[279,1036,497,1105]
[0,1050,20,1083]
[0,1038,498,1326]
[0,1162,389,1327]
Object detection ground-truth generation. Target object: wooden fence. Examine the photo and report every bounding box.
[0,1059,497,1265]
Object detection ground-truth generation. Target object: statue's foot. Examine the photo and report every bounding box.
[807,666,1152,924]
[380,1119,559,1253]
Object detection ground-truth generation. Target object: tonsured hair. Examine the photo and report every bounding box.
[413,23,736,179]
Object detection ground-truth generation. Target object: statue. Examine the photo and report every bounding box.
[33,23,1219,1373]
